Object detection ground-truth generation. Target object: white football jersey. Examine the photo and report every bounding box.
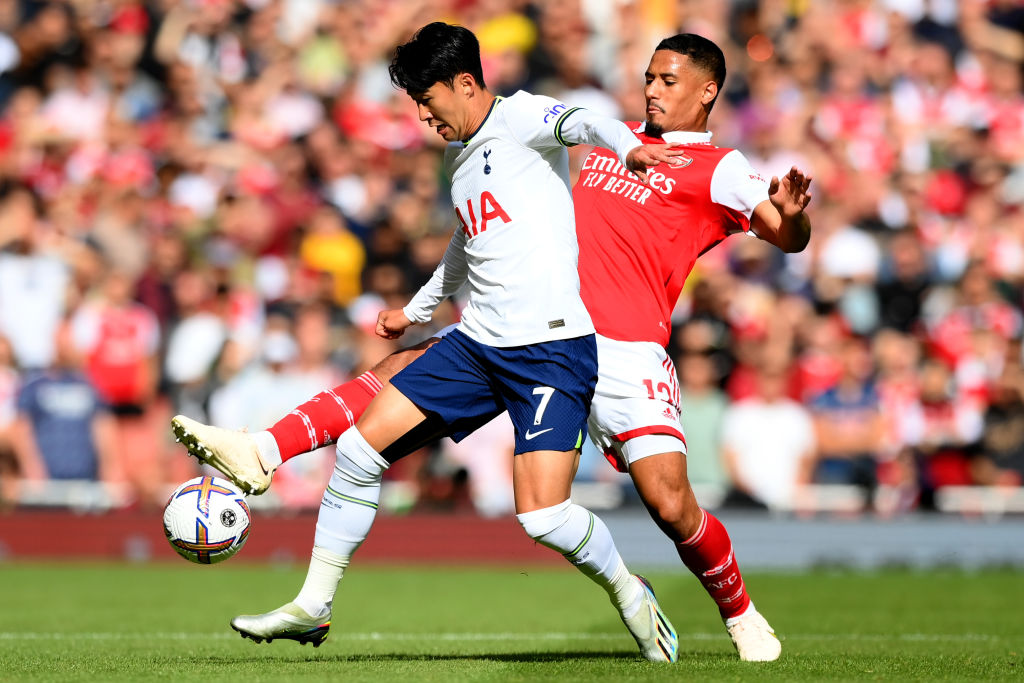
[403,90,641,348]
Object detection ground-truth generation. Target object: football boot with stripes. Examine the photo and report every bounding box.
[230,602,330,647]
[622,575,678,662]
[726,608,781,661]
[171,415,274,495]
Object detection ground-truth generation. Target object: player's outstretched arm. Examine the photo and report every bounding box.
[509,94,688,183]
[752,166,812,253]
[561,112,689,183]
[625,144,691,185]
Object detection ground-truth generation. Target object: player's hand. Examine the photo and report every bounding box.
[625,144,690,184]
[768,166,813,218]
[376,308,413,340]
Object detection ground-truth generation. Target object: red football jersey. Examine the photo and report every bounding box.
[72,303,159,405]
[575,123,769,347]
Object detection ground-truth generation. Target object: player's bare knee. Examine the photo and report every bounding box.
[646,489,686,525]
[643,483,701,533]
[372,346,426,383]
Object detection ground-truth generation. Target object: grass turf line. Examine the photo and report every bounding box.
[0,563,1020,682]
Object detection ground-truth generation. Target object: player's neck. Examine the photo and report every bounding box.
[647,115,709,139]
[671,115,709,135]
[462,91,497,143]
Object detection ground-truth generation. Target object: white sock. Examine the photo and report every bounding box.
[292,427,388,616]
[724,601,758,627]
[517,500,643,618]
[294,547,349,619]
[251,430,283,469]
[607,559,645,619]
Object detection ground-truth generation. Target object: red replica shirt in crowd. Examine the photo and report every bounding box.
[575,123,770,348]
[72,303,159,406]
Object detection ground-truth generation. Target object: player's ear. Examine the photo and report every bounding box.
[458,72,475,97]
[701,80,718,106]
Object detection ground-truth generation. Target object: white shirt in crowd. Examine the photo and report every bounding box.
[721,397,816,511]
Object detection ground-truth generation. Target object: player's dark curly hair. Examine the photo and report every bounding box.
[656,33,726,104]
[389,22,487,95]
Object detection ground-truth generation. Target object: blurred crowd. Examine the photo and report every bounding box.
[0,0,1023,516]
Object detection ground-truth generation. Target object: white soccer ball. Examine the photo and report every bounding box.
[163,475,251,564]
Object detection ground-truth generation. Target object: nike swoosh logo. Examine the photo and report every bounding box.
[253,448,271,475]
[524,428,554,440]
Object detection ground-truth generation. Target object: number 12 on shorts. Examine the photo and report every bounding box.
[643,378,672,401]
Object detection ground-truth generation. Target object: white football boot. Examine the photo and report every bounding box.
[726,608,781,661]
[171,415,274,495]
[621,575,679,662]
[230,602,331,647]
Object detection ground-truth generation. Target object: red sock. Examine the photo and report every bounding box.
[268,371,383,462]
[675,509,752,620]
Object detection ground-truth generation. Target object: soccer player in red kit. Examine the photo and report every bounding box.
[573,34,810,661]
[173,33,810,662]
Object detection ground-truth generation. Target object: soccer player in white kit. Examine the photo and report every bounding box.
[178,23,687,662]
[173,32,811,662]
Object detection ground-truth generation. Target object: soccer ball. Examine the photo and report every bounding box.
[163,476,251,564]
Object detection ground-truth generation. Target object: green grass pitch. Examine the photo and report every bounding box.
[0,562,1020,681]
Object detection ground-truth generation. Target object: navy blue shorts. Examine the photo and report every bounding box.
[390,329,597,454]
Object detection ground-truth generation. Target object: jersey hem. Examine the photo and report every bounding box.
[458,325,596,348]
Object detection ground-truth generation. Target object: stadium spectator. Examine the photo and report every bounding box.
[135,232,189,330]
[70,269,163,503]
[974,359,1024,487]
[676,347,730,502]
[726,334,802,403]
[162,269,230,422]
[871,329,926,512]
[721,358,816,511]
[874,329,924,452]
[0,334,19,506]
[810,336,883,504]
[928,263,1021,370]
[875,230,933,334]
[905,357,984,508]
[0,184,68,371]
[11,322,115,485]
[794,313,845,403]
[439,412,516,518]
[298,205,366,306]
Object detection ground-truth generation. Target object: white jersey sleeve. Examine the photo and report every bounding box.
[402,228,468,324]
[502,91,641,167]
[709,149,771,232]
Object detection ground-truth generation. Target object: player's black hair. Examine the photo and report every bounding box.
[656,33,727,96]
[389,22,487,95]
